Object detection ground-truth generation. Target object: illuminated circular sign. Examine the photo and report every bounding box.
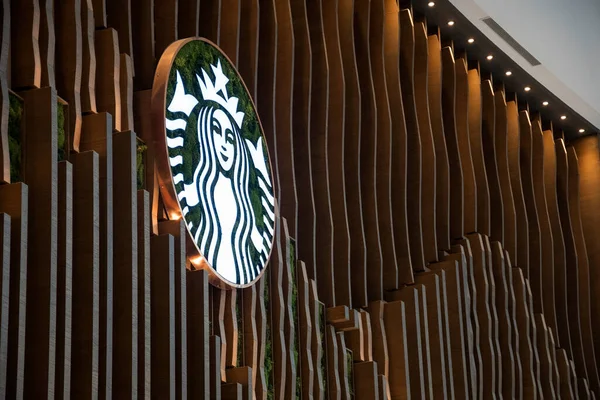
[151,38,276,288]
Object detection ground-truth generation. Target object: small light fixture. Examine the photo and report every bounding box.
[468,38,475,44]
[542,101,549,106]
[505,71,512,76]
[428,1,435,6]
[524,86,531,92]
[486,54,493,61]
[448,20,455,26]
[579,128,585,133]
[561,115,567,120]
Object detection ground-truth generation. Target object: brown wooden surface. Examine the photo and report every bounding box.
[154,0,178,58]
[383,300,409,400]
[0,213,8,399]
[10,0,41,89]
[136,190,151,399]
[81,0,97,113]
[107,0,133,67]
[0,0,9,183]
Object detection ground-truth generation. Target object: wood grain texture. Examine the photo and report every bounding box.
[427,32,452,251]
[399,9,426,273]
[383,0,413,285]
[80,112,114,398]
[339,0,368,305]
[322,0,352,306]
[70,150,100,399]
[370,0,399,287]
[20,87,58,398]
[306,0,336,307]
[10,0,41,89]
[355,0,383,300]
[413,20,438,263]
[55,0,83,153]
[56,161,73,400]
[112,131,138,398]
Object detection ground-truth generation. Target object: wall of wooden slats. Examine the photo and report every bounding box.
[0,0,599,398]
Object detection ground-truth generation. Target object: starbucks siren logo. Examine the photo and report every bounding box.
[153,39,275,287]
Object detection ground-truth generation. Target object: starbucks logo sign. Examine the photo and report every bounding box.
[152,38,275,288]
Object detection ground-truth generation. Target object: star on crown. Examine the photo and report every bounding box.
[196,59,245,128]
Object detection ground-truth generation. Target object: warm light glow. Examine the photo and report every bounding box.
[486,55,493,61]
[579,128,586,133]
[428,1,435,6]
[561,115,567,120]
[448,20,455,26]
[505,71,512,76]
[169,212,182,221]
[542,101,549,106]
[524,86,531,92]
[468,38,475,44]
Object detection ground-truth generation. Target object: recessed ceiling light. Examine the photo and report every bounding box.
[505,71,512,76]
[542,101,549,106]
[579,128,585,133]
[524,86,531,92]
[468,38,475,44]
[448,20,455,26]
[486,55,493,61]
[428,1,435,6]
[561,115,567,120]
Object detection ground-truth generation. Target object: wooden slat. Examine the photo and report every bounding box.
[326,325,341,400]
[80,112,114,398]
[413,19,438,263]
[81,0,97,113]
[0,213,8,399]
[131,0,154,91]
[112,131,138,398]
[281,220,297,399]
[0,0,10,183]
[309,280,326,400]
[177,0,199,38]
[95,28,121,132]
[218,0,240,65]
[512,267,537,399]
[136,190,151,399]
[209,335,222,399]
[226,367,252,399]
[254,276,267,399]
[383,0,413,285]
[567,146,600,393]
[70,150,99,399]
[483,236,503,397]
[355,0,384,300]
[370,0,399,287]
[354,361,380,400]
[338,0,368,306]
[289,0,316,281]
[92,0,106,27]
[238,0,258,97]
[524,280,543,398]
[467,64,490,236]
[297,261,315,399]
[336,333,351,400]
[383,300,410,400]
[427,31,452,251]
[55,0,83,153]
[39,0,55,88]
[367,301,389,381]
[10,0,41,89]
[557,348,576,399]
[555,139,589,382]
[322,0,352,306]
[504,251,523,398]
[186,269,209,399]
[306,0,336,307]
[440,45,464,242]
[154,0,177,58]
[56,161,73,400]
[399,9,426,273]
[150,234,175,399]
[107,0,133,64]
[20,87,58,398]
[534,314,557,398]
[198,0,220,43]
[240,285,258,394]
[119,54,133,132]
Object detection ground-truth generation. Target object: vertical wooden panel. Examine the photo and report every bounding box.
[306,0,336,307]
[524,281,543,398]
[427,31,452,251]
[0,214,8,399]
[209,335,222,399]
[112,131,138,398]
[218,0,240,65]
[322,0,352,306]
[150,234,175,399]
[367,301,389,381]
[186,269,209,399]
[81,0,97,113]
[555,139,589,382]
[238,0,258,97]
[339,0,368,305]
[70,150,99,399]
[440,45,464,241]
[136,190,151,399]
[467,65,490,236]
[534,314,557,398]
[504,252,523,399]
[198,0,220,43]
[454,54,477,234]
[354,361,379,400]
[154,0,177,58]
[20,87,58,398]
[370,0,399,287]
[309,281,326,400]
[56,161,73,400]
[280,219,297,399]
[382,0,413,285]
[336,333,351,400]
[131,0,154,91]
[543,127,570,353]
[512,267,537,399]
[326,325,341,400]
[413,20,438,263]
[92,0,106,27]
[399,9,425,273]
[10,0,41,89]
[80,112,113,399]
[240,284,258,395]
[107,0,133,64]
[39,0,55,88]
[383,300,409,400]
[0,0,10,183]
[297,261,315,399]
[119,54,134,132]
[567,147,600,393]
[95,28,121,132]
[289,0,316,280]
[355,0,384,300]
[55,0,82,153]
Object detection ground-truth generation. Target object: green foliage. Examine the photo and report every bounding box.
[288,238,301,399]
[8,93,23,182]
[136,139,147,190]
[319,302,327,394]
[346,350,354,398]
[57,101,66,161]
[263,271,274,400]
